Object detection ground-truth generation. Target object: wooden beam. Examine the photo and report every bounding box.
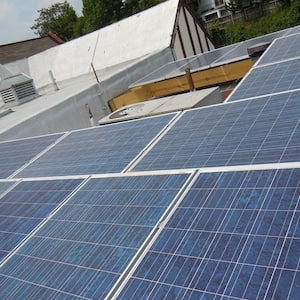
[109,59,253,111]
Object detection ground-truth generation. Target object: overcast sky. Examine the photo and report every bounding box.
[0,0,83,45]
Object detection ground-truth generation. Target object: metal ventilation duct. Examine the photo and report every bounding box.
[0,74,38,108]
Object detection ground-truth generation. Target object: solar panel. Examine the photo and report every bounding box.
[133,91,300,171]
[0,178,83,264]
[130,57,198,87]
[287,25,300,34]
[227,58,300,102]
[118,168,300,299]
[0,134,63,179]
[0,173,190,299]
[257,33,300,66]
[130,44,240,87]
[130,27,298,89]
[0,182,15,195]
[15,114,175,178]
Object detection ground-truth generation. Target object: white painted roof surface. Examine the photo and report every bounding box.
[28,0,179,89]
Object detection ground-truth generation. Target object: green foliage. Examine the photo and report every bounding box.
[72,16,85,38]
[82,0,167,34]
[31,1,77,41]
[209,0,300,46]
[82,0,123,33]
[208,22,226,47]
[137,0,165,10]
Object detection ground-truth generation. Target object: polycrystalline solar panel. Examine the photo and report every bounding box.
[168,45,240,77]
[287,25,300,34]
[0,173,190,299]
[228,58,300,102]
[130,28,298,89]
[131,45,239,87]
[0,134,63,179]
[131,57,196,87]
[0,182,14,195]
[119,168,300,300]
[0,178,83,264]
[257,33,300,66]
[133,91,300,171]
[16,114,175,178]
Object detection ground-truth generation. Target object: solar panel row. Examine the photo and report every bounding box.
[0,134,63,179]
[130,26,300,88]
[228,58,300,101]
[16,114,175,178]
[257,33,300,66]
[133,90,300,171]
[0,179,83,264]
[0,173,191,299]
[228,32,300,102]
[119,168,300,299]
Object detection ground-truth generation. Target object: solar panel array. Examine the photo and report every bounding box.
[0,179,83,264]
[257,33,300,66]
[119,169,300,299]
[0,134,63,179]
[228,58,300,101]
[0,26,300,300]
[133,90,300,171]
[16,114,175,178]
[130,26,300,88]
[228,33,300,102]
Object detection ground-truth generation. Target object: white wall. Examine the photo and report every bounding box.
[26,0,179,90]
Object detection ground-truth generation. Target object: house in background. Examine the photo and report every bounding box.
[0,32,64,65]
[198,0,230,22]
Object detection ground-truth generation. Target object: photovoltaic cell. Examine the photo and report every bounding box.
[257,33,300,66]
[133,91,300,171]
[0,178,83,264]
[0,134,63,179]
[16,114,175,178]
[0,182,14,195]
[0,173,190,299]
[119,168,300,299]
[228,58,300,101]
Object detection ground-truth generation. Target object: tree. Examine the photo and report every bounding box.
[31,1,77,41]
[73,16,86,38]
[82,0,124,33]
[137,0,165,10]
[82,0,167,33]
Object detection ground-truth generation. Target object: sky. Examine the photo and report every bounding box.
[0,0,83,45]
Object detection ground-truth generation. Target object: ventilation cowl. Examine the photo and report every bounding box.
[0,74,38,108]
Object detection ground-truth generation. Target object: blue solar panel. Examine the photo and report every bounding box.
[0,173,190,299]
[257,33,300,66]
[228,58,300,101]
[0,134,63,179]
[287,25,300,34]
[15,114,175,178]
[0,182,14,195]
[133,91,300,171]
[119,168,300,299]
[0,179,83,264]
[130,28,296,89]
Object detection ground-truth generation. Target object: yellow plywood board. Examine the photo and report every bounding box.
[109,58,253,111]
